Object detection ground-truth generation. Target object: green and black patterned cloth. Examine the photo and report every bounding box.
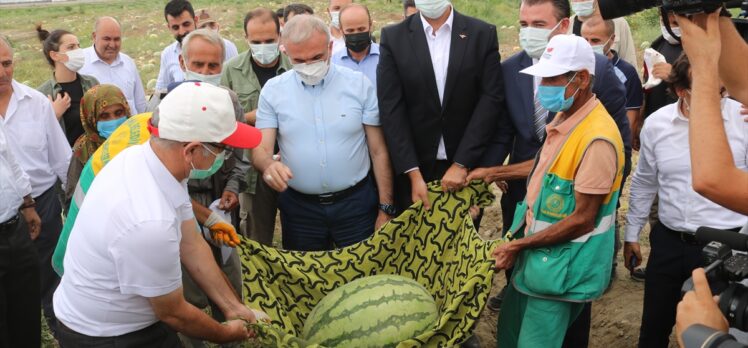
[239,181,502,347]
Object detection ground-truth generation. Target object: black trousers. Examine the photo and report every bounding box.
[57,321,180,348]
[0,215,40,348]
[638,222,705,348]
[35,187,62,334]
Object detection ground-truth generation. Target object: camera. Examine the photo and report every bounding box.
[598,0,747,19]
[682,227,748,331]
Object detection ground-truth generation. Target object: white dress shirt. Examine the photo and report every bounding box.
[625,98,748,242]
[0,121,32,222]
[420,8,453,161]
[155,38,241,92]
[1,80,71,198]
[79,46,148,114]
[54,142,192,336]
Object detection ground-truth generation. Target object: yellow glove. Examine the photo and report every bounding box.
[206,213,241,248]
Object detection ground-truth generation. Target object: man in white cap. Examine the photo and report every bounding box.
[52,82,262,346]
[489,34,624,348]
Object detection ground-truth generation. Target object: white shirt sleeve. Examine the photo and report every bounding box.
[255,88,278,129]
[155,48,171,92]
[132,64,148,115]
[624,124,660,243]
[361,76,380,126]
[109,219,182,298]
[44,99,72,188]
[0,123,32,198]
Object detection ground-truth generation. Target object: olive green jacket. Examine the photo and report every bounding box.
[220,51,291,194]
[37,73,99,138]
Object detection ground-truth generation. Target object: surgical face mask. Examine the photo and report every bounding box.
[330,11,341,28]
[591,36,612,56]
[250,43,280,65]
[537,73,581,113]
[97,117,127,139]
[184,68,222,86]
[293,60,330,86]
[661,24,681,45]
[571,0,595,17]
[189,144,225,180]
[63,48,85,72]
[344,32,372,53]
[415,0,451,20]
[519,21,561,59]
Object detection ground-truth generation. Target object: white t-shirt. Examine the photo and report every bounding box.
[53,142,193,336]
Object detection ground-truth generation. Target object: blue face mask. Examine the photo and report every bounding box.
[537,73,580,113]
[189,144,225,180]
[96,117,127,139]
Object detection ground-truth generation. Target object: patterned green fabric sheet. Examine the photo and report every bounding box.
[239,181,502,347]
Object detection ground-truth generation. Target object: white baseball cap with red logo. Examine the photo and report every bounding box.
[521,34,596,78]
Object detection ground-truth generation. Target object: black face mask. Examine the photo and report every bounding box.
[344,32,372,53]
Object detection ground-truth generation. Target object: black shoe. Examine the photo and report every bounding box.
[487,285,507,312]
[460,335,481,348]
[631,267,646,282]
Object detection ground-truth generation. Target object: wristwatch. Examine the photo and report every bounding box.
[379,203,397,216]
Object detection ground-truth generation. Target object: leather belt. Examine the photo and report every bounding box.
[0,214,19,232]
[290,178,368,205]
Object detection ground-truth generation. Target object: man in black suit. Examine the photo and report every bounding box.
[468,0,632,347]
[377,0,510,213]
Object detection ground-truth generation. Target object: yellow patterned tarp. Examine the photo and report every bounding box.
[238,181,502,347]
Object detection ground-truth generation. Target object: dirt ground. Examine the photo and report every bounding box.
[470,181,671,348]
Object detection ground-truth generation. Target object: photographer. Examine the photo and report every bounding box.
[676,11,748,214]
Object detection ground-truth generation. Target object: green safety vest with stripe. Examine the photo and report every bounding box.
[52,113,153,275]
[508,103,624,302]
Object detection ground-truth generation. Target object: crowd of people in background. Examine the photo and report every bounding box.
[0,0,746,347]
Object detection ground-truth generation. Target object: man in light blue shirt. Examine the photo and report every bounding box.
[331,4,380,86]
[253,14,394,252]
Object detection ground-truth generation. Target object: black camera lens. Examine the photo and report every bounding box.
[719,283,748,331]
[599,0,662,19]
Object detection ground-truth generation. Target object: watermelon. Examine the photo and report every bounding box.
[301,275,438,347]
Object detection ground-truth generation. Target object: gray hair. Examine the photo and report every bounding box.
[0,35,12,54]
[181,28,225,63]
[282,14,330,45]
[94,16,121,33]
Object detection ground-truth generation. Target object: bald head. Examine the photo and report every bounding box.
[93,16,122,64]
[340,4,371,34]
[581,17,615,56]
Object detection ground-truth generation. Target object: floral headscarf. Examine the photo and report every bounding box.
[72,84,131,164]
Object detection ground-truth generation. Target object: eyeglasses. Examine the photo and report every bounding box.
[201,143,226,159]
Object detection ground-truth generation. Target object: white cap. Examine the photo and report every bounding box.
[521,34,596,78]
[150,82,261,149]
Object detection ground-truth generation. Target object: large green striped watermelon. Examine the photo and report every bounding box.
[301,275,438,347]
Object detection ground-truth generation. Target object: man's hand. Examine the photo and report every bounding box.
[492,241,522,270]
[676,268,729,347]
[623,241,643,272]
[224,304,258,325]
[375,210,392,230]
[651,62,673,80]
[47,93,71,120]
[219,191,239,211]
[221,319,252,343]
[441,164,468,192]
[411,176,431,211]
[244,109,258,125]
[262,161,293,192]
[496,181,509,194]
[676,12,722,70]
[20,207,41,240]
[205,212,240,248]
[466,167,492,183]
[741,104,748,122]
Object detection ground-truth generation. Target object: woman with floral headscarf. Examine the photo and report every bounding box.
[65,84,131,199]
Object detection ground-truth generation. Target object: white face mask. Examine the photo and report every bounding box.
[63,48,85,72]
[519,21,561,59]
[415,0,451,20]
[250,43,280,65]
[184,68,222,86]
[330,11,341,29]
[293,60,330,86]
[591,36,612,56]
[661,24,681,45]
[571,0,595,17]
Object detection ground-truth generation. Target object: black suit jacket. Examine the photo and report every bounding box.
[377,11,510,180]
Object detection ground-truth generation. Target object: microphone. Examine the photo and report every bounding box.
[696,227,748,251]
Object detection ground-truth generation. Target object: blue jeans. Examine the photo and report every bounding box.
[279,178,377,251]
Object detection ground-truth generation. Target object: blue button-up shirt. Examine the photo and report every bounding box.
[256,64,379,195]
[331,43,380,87]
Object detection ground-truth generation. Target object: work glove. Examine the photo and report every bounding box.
[205,212,241,248]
